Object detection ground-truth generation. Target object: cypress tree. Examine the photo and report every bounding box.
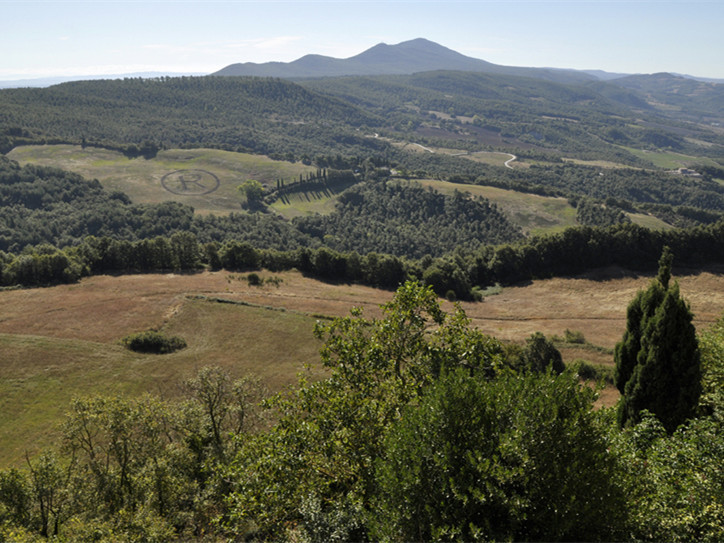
[614,247,701,432]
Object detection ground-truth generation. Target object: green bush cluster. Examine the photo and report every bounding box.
[121,330,187,354]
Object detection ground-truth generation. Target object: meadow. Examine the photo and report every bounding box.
[7,145,316,215]
[620,146,721,170]
[269,175,358,218]
[3,267,724,467]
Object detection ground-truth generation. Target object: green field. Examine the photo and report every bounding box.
[562,157,635,169]
[7,145,316,215]
[620,146,720,170]
[414,178,578,235]
[270,177,358,219]
[626,212,675,230]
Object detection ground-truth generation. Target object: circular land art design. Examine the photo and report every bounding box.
[161,169,220,195]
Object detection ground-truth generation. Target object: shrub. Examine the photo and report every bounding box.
[564,328,586,344]
[475,283,503,298]
[519,332,565,374]
[569,359,614,384]
[121,330,187,354]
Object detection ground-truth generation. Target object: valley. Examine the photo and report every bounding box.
[1,35,724,541]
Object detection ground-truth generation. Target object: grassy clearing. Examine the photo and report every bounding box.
[620,146,720,169]
[7,145,316,215]
[0,334,154,466]
[0,297,324,467]
[464,267,724,350]
[414,178,577,235]
[562,157,635,169]
[270,189,339,218]
[269,177,358,219]
[627,212,675,230]
[0,271,337,467]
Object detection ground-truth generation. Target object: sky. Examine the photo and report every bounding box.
[3,0,724,82]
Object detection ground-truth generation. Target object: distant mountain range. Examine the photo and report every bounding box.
[214,38,599,84]
[213,38,723,86]
[1,38,721,90]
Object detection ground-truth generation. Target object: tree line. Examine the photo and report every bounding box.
[5,218,724,303]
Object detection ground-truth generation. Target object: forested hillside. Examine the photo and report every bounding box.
[3,70,723,169]
[607,73,724,122]
[0,158,520,257]
[294,181,522,258]
[0,77,384,160]
[0,156,313,253]
[301,70,724,164]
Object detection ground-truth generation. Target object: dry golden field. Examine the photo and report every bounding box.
[2,267,724,465]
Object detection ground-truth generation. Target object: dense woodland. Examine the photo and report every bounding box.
[293,181,522,258]
[3,71,724,167]
[302,70,724,161]
[0,77,383,160]
[1,67,724,541]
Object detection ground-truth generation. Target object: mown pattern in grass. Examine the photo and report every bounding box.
[7,145,316,215]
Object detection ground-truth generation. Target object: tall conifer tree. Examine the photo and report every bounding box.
[614,247,701,432]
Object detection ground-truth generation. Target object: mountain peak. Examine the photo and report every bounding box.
[212,38,595,84]
[214,38,497,79]
[351,38,462,59]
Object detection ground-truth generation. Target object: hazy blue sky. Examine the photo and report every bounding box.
[3,0,723,81]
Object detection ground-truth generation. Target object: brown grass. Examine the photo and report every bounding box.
[2,267,724,465]
[458,266,724,352]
